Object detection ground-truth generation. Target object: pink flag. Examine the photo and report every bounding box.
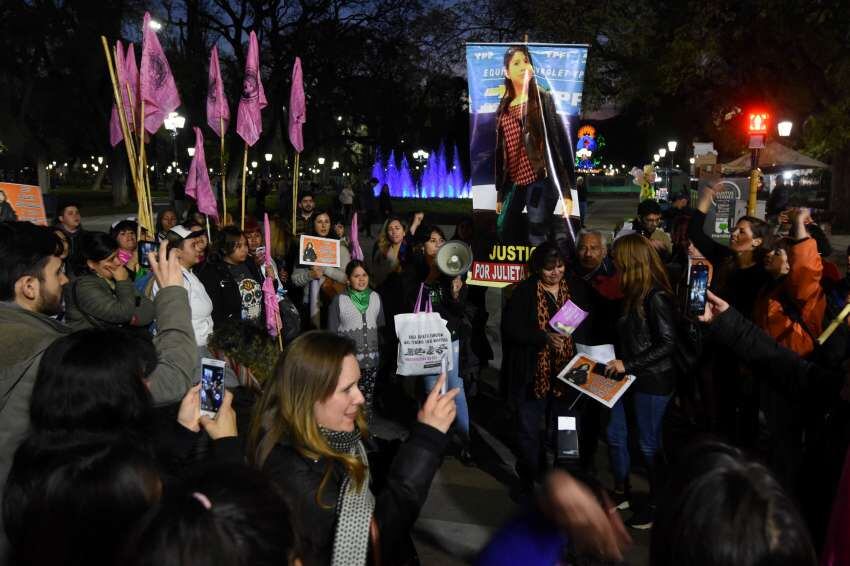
[262,213,281,337]
[288,57,306,153]
[236,31,267,147]
[185,127,219,221]
[206,45,229,138]
[140,12,181,134]
[350,212,364,261]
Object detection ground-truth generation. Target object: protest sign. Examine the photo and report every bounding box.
[298,235,340,267]
[0,182,47,225]
[557,353,635,408]
[465,42,588,286]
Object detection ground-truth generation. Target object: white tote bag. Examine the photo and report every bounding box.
[394,284,454,376]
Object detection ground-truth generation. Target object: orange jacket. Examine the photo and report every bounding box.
[753,237,826,357]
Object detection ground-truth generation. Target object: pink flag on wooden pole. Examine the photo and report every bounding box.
[235,31,267,147]
[185,127,219,221]
[262,213,281,336]
[287,57,306,153]
[140,12,181,134]
[206,45,229,138]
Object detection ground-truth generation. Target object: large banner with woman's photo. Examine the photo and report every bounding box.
[465,43,588,286]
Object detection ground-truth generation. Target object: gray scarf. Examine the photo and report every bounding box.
[320,426,375,566]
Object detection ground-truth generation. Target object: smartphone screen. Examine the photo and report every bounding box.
[138,241,159,268]
[688,264,710,316]
[200,358,225,417]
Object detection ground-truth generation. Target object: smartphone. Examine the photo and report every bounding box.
[138,241,159,268]
[687,264,710,317]
[439,356,448,395]
[200,358,226,418]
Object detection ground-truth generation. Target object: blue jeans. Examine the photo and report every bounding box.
[606,392,671,486]
[423,340,469,441]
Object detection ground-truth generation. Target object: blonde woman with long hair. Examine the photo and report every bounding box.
[605,233,678,531]
[247,331,458,566]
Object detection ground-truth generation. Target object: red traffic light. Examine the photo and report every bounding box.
[747,111,769,135]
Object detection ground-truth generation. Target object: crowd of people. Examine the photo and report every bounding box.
[1,177,850,565]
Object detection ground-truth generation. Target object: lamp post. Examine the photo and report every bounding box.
[163,112,186,169]
[667,140,677,193]
[778,121,793,137]
[264,153,273,179]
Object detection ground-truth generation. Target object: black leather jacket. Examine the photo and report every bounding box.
[495,88,573,202]
[617,288,677,395]
[261,423,448,565]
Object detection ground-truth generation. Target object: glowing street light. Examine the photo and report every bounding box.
[667,140,678,152]
[653,153,660,163]
[778,120,793,137]
[658,148,667,158]
[317,157,326,165]
[264,153,273,162]
[97,156,104,165]
[187,147,195,157]
[331,161,340,170]
[148,19,162,31]
[251,161,258,169]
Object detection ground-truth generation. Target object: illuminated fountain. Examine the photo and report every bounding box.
[371,143,471,199]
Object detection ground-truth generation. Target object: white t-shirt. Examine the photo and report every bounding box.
[153,267,214,346]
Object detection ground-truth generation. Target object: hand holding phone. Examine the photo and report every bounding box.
[200,358,226,418]
[687,264,710,317]
[138,241,159,269]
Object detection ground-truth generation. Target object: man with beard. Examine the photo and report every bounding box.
[0,221,196,557]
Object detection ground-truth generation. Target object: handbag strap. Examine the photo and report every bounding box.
[414,283,432,314]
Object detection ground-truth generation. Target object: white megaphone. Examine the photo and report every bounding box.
[436,240,473,277]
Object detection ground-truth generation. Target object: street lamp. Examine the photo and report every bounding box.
[653,153,660,163]
[187,147,195,157]
[264,153,273,178]
[331,161,339,170]
[148,19,162,31]
[264,153,273,162]
[667,140,677,192]
[163,112,185,166]
[97,156,104,165]
[250,161,258,169]
[778,120,793,137]
[658,148,667,158]
[317,157,326,165]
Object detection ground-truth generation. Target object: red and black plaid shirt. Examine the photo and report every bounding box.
[500,103,537,186]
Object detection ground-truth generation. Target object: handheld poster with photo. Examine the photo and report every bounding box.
[298,235,341,268]
[557,353,635,408]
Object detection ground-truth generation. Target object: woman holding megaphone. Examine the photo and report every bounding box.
[401,225,473,465]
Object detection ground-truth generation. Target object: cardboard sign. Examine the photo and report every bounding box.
[557,353,635,408]
[298,235,340,267]
[0,182,47,225]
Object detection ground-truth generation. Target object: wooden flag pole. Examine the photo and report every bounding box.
[291,152,300,235]
[219,117,228,225]
[240,143,248,230]
[276,309,284,352]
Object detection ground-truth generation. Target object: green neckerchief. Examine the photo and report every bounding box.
[348,288,372,314]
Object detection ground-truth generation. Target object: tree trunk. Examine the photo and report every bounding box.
[90,168,106,191]
[831,143,850,232]
[37,157,51,193]
[110,150,129,207]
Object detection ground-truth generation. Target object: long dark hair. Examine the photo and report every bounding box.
[3,438,160,566]
[497,45,543,151]
[31,329,155,437]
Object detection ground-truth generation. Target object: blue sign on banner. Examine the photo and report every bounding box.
[464,42,588,286]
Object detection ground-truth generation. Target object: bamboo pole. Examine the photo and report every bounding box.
[219,117,228,225]
[291,152,300,235]
[101,36,151,236]
[240,143,248,230]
